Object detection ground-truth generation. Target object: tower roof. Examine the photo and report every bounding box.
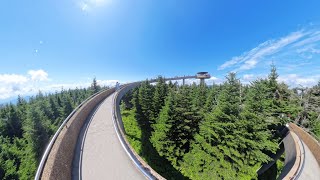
[197,72,208,75]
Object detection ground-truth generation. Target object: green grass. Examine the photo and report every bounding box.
[121,109,190,179]
[121,110,143,154]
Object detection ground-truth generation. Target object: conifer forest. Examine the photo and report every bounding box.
[0,67,319,179]
[0,80,102,179]
[120,66,320,179]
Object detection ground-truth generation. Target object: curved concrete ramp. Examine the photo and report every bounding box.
[73,93,145,180]
[37,77,320,180]
[278,130,320,180]
[299,141,320,180]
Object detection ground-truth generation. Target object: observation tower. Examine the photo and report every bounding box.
[196,72,211,85]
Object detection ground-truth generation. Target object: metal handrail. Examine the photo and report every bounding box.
[34,88,113,180]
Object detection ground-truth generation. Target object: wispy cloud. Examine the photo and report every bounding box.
[292,31,320,47]
[219,31,307,71]
[217,27,320,87]
[218,28,320,72]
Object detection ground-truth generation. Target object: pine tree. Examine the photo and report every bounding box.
[204,85,219,112]
[138,80,155,126]
[0,86,94,179]
[246,79,270,114]
[181,73,278,179]
[49,97,60,121]
[23,105,49,161]
[152,86,202,167]
[151,90,175,158]
[192,83,207,110]
[58,95,74,125]
[91,77,100,94]
[153,76,168,120]
[268,64,279,95]
[4,104,23,138]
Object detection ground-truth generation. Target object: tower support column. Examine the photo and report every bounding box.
[200,78,205,86]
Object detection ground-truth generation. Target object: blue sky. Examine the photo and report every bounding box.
[0,0,320,102]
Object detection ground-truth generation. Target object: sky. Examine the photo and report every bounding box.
[0,0,320,102]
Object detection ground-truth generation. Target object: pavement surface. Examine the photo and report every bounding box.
[298,141,320,180]
[73,93,145,180]
[71,91,320,180]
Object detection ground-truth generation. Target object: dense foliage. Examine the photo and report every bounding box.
[0,80,103,179]
[121,66,320,179]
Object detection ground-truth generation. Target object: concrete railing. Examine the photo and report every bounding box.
[36,88,115,180]
[278,131,305,180]
[111,76,199,179]
[289,123,320,166]
[35,75,197,180]
[113,83,165,180]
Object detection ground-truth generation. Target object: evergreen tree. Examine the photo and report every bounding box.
[192,83,207,110]
[0,86,93,179]
[138,80,155,126]
[268,64,279,95]
[49,96,60,121]
[91,77,101,94]
[57,95,74,125]
[181,73,278,179]
[151,90,175,159]
[204,85,219,112]
[153,76,168,120]
[152,86,202,167]
[23,105,49,161]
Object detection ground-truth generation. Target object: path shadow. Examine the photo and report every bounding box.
[135,113,190,180]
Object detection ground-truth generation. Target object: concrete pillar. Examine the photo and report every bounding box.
[183,78,185,85]
[200,79,205,86]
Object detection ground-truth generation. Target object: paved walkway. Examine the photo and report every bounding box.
[298,141,320,180]
[72,91,320,180]
[73,93,145,180]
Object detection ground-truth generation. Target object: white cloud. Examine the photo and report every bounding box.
[239,74,268,85]
[28,69,49,81]
[278,74,319,87]
[0,72,124,102]
[168,76,223,86]
[219,31,306,71]
[209,76,219,81]
[97,79,119,87]
[296,46,320,59]
[218,27,320,73]
[292,31,320,47]
[239,73,318,87]
[243,74,255,81]
[0,70,50,101]
[46,83,88,90]
[218,57,241,70]
[0,74,28,84]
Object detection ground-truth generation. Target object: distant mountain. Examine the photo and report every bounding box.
[0,95,31,106]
